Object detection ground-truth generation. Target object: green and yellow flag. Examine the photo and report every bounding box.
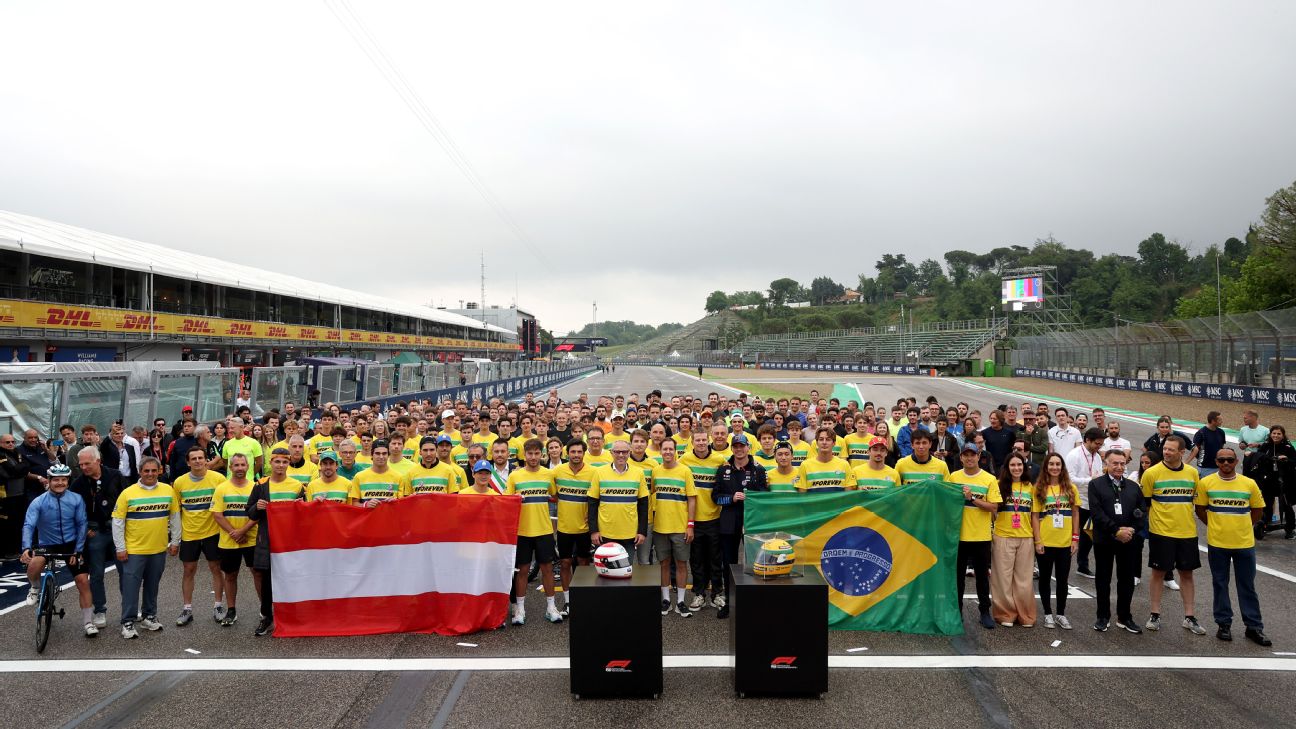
[744,481,964,635]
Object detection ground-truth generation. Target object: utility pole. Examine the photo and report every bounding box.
[1217,250,1224,383]
[479,252,486,323]
[592,301,598,338]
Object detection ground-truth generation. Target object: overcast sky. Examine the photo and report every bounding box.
[4,1,1295,334]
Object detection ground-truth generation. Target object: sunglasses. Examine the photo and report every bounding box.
[1216,457,1237,464]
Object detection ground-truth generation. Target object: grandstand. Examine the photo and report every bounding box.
[738,317,1003,365]
[613,311,747,360]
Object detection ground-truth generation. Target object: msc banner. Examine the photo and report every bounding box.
[617,361,925,375]
[1014,368,1296,409]
[743,484,964,635]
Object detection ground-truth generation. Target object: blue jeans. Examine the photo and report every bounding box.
[119,552,166,625]
[1208,546,1263,630]
[84,527,117,614]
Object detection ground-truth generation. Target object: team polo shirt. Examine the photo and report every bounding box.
[212,480,257,550]
[553,463,595,534]
[680,449,728,521]
[263,477,304,502]
[286,461,319,488]
[947,469,1000,542]
[588,465,648,540]
[895,455,950,486]
[1195,473,1264,549]
[651,463,696,534]
[352,468,408,502]
[506,467,556,538]
[304,434,335,461]
[439,430,464,448]
[843,434,874,463]
[175,470,226,541]
[1140,461,1200,538]
[112,483,179,555]
[851,464,901,491]
[470,432,497,448]
[220,437,263,478]
[767,468,801,492]
[405,461,459,495]
[450,445,470,469]
[510,434,541,464]
[1032,483,1079,548]
[605,432,631,449]
[994,481,1035,538]
[786,440,813,467]
[672,433,692,455]
[305,476,358,504]
[752,449,778,472]
[796,457,858,493]
[584,451,613,469]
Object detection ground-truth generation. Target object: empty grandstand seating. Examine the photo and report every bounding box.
[737,318,1005,366]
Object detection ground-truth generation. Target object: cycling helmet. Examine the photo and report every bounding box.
[47,463,72,479]
[753,537,795,577]
[593,542,633,579]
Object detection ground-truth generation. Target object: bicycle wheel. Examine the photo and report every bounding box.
[35,577,53,654]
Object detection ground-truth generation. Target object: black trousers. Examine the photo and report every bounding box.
[957,540,991,614]
[720,533,741,598]
[1037,546,1072,616]
[256,565,273,620]
[1076,508,1093,570]
[1,495,24,555]
[690,519,723,597]
[1093,539,1141,622]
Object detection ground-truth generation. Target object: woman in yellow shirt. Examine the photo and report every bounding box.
[1032,453,1081,630]
[991,453,1037,627]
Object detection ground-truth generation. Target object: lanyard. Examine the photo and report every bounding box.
[1047,485,1065,515]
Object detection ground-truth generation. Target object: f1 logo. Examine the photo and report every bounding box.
[770,656,798,669]
[604,660,632,673]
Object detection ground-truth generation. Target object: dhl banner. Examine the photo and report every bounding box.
[0,300,516,351]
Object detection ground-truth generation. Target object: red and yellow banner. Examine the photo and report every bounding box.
[0,299,516,351]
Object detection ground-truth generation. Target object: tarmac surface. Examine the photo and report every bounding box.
[3,367,1296,729]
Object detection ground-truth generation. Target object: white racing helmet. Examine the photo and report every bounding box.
[593,542,633,579]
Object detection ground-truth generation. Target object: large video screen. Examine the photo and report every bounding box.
[1001,276,1043,311]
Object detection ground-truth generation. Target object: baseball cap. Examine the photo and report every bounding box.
[867,436,889,449]
[318,450,340,463]
[731,433,750,446]
[961,442,981,453]
[181,405,193,413]
[472,461,492,473]
[434,435,452,445]
[441,409,456,419]
[730,410,743,419]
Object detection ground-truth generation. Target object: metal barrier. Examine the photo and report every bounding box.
[1013,368,1296,410]
[338,364,598,411]
[149,368,239,426]
[612,361,926,375]
[250,366,310,417]
[0,369,129,437]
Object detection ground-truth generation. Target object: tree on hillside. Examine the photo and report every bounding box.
[809,276,846,305]
[768,277,801,306]
[915,259,946,295]
[704,290,729,313]
[1256,180,1296,253]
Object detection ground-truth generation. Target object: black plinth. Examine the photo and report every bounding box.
[568,566,663,699]
[729,564,828,697]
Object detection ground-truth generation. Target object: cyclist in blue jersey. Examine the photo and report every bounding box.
[22,463,97,637]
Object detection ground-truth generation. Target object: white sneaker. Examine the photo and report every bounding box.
[688,594,706,611]
[120,623,139,639]
[544,605,564,624]
[1166,579,1180,591]
[84,623,99,638]
[676,600,693,618]
[711,595,727,610]
[93,612,107,628]
[1056,615,1073,630]
[137,616,164,632]
[1043,614,1056,629]
[511,607,526,626]
[25,588,39,606]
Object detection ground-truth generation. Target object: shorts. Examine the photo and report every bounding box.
[652,531,690,563]
[556,531,592,562]
[219,546,255,574]
[1148,534,1201,572]
[35,542,88,576]
[515,534,556,566]
[179,534,221,563]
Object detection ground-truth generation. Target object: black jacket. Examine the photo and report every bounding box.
[714,455,769,535]
[70,466,123,527]
[1088,474,1148,544]
[1255,440,1296,494]
[99,440,138,482]
[246,478,304,570]
[0,446,28,499]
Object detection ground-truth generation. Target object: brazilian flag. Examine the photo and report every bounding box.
[744,482,964,635]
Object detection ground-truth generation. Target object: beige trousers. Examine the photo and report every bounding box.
[991,534,1038,626]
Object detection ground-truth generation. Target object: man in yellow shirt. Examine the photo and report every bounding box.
[843,417,875,464]
[111,456,180,638]
[211,453,258,627]
[284,435,318,489]
[584,429,612,468]
[652,441,697,617]
[1193,446,1270,645]
[752,425,779,473]
[553,440,595,617]
[304,411,338,463]
[1140,435,1204,634]
[385,433,417,480]
[173,447,227,627]
[505,439,561,625]
[352,439,409,505]
[404,436,459,497]
[947,442,1000,630]
[679,431,727,611]
[306,452,358,504]
[588,441,649,556]
[766,441,801,492]
[604,415,631,448]
[852,437,901,490]
[796,427,858,493]
[435,436,468,492]
[896,430,950,486]
[783,420,812,466]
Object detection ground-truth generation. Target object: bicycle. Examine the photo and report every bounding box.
[31,549,75,654]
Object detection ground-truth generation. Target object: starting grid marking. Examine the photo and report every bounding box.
[2,655,1295,673]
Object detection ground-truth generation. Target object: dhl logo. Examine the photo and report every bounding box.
[181,318,214,333]
[325,330,340,340]
[385,334,397,343]
[267,326,289,337]
[298,328,318,339]
[368,333,381,342]
[116,314,156,331]
[348,331,362,341]
[226,322,254,336]
[400,335,411,343]
[37,308,101,328]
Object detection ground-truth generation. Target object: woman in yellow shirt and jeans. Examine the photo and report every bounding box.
[991,453,1037,627]
[1032,453,1081,629]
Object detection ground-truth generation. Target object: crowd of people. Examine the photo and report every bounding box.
[0,382,1286,647]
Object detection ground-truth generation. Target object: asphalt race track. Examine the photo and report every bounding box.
[2,367,1295,729]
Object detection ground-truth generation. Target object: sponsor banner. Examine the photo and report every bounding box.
[1013,368,1296,409]
[49,346,116,362]
[1,299,509,351]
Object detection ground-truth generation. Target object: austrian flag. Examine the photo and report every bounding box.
[268,493,520,637]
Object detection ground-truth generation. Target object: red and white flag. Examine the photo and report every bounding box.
[268,493,520,637]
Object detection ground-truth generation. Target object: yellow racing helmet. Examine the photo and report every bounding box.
[753,537,796,577]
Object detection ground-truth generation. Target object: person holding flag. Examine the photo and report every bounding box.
[948,442,1001,629]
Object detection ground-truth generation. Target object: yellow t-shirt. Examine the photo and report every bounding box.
[112,483,179,555]
[439,430,464,448]
[672,432,692,455]
[1032,482,1080,548]
[304,434,335,462]
[994,481,1035,539]
[175,470,226,541]
[506,467,556,537]
[584,450,613,469]
[650,463,696,534]
[553,462,595,534]
[628,456,657,524]
[895,455,950,486]
[305,476,358,504]
[264,476,304,502]
[459,488,496,497]
[449,445,470,469]
[588,464,648,540]
[212,480,257,550]
[947,469,1001,542]
[680,449,728,522]
[386,458,417,480]
[605,432,631,448]
[752,449,778,472]
[352,468,408,503]
[843,433,874,464]
[796,457,858,492]
[1140,461,1200,539]
[851,463,900,491]
[470,431,497,448]
[510,434,542,464]
[405,461,459,496]
[832,436,847,459]
[1194,473,1264,549]
[767,467,802,493]
[787,440,813,467]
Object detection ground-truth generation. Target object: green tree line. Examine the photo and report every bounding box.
[562,320,684,347]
